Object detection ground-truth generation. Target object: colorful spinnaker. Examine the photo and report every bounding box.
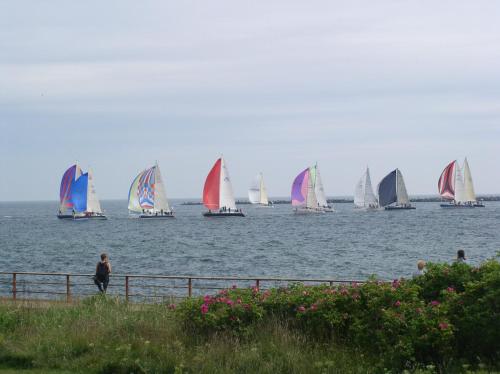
[438,158,483,207]
[59,164,82,213]
[203,157,244,216]
[128,163,172,216]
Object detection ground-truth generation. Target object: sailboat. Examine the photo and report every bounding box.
[438,158,484,208]
[248,173,273,207]
[202,157,245,217]
[57,164,107,219]
[128,163,174,218]
[354,167,379,209]
[291,167,324,214]
[377,168,415,210]
[310,163,334,212]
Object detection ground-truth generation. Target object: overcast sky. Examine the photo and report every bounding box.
[1,0,499,201]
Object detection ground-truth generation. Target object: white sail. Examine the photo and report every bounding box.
[354,176,365,208]
[364,168,378,206]
[454,164,466,203]
[128,171,142,213]
[306,167,318,209]
[153,164,171,212]
[248,174,261,204]
[219,157,237,210]
[462,158,477,202]
[396,169,409,205]
[313,166,328,208]
[355,167,378,208]
[86,169,102,213]
[259,174,269,205]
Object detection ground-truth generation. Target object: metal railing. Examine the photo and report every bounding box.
[0,271,364,303]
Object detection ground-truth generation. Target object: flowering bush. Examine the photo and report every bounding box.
[175,258,500,370]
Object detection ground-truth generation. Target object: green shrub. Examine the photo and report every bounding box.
[176,258,500,371]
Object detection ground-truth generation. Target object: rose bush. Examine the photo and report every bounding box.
[175,257,500,371]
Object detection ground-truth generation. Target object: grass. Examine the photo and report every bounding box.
[0,296,497,374]
[0,296,377,374]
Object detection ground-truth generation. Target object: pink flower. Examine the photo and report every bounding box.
[394,300,401,307]
[236,298,242,304]
[226,299,234,306]
[439,322,449,330]
[430,300,440,307]
[351,282,358,288]
[232,284,237,289]
[310,304,318,311]
[302,291,309,296]
[243,304,251,310]
[229,315,237,321]
[167,303,176,310]
[416,307,423,314]
[297,306,306,313]
[201,303,209,314]
[392,280,400,289]
[203,295,212,304]
[447,287,455,293]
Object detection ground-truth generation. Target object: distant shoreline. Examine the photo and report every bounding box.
[181,195,500,205]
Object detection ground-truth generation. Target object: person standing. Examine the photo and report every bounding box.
[456,249,466,263]
[94,253,112,293]
[413,260,426,277]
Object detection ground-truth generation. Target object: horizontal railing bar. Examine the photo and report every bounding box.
[0,271,365,283]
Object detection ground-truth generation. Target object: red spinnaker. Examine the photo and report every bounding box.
[203,158,221,210]
[438,160,456,200]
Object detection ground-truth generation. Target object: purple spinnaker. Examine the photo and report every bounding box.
[291,168,308,206]
[59,165,77,208]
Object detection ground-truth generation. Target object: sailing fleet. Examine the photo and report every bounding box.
[56,157,486,219]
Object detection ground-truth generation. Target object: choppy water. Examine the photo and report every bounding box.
[0,200,499,280]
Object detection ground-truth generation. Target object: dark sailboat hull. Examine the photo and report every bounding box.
[384,205,416,210]
[139,214,175,219]
[203,211,245,217]
[57,214,74,219]
[440,203,485,208]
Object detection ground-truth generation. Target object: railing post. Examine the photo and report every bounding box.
[188,278,192,297]
[125,276,129,302]
[255,279,260,291]
[329,281,333,287]
[66,275,71,302]
[12,273,17,301]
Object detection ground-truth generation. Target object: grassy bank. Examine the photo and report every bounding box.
[1,258,499,373]
[0,298,378,373]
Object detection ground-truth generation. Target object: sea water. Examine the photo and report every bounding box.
[0,200,499,281]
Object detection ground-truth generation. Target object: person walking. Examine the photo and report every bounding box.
[94,253,112,293]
